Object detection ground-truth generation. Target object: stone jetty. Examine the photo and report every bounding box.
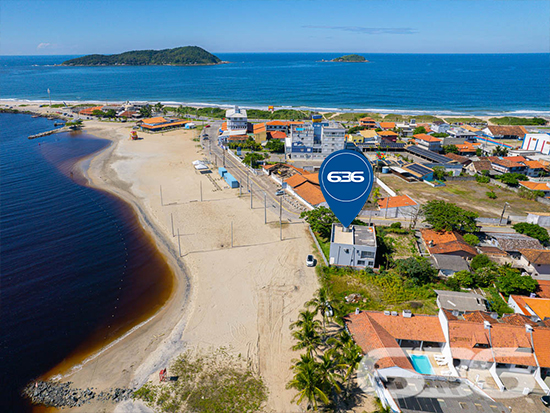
[23,381,133,408]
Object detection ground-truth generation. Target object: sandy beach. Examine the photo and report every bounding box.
[9,101,319,412]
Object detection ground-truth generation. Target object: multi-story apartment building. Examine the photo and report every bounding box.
[286,121,346,159]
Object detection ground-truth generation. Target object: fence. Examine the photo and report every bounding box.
[308,225,329,266]
[445,176,475,182]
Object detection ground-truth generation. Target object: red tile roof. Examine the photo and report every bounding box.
[519,181,550,191]
[293,182,325,206]
[379,122,395,129]
[268,130,286,140]
[413,133,442,143]
[253,123,266,133]
[378,130,398,137]
[537,280,550,299]
[420,229,478,257]
[519,249,550,265]
[284,174,307,188]
[378,195,417,209]
[79,106,104,115]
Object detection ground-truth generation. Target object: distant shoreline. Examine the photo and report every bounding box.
[2,98,549,118]
[58,61,231,67]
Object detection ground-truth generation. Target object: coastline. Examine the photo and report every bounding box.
[3,98,550,118]
[32,116,320,412]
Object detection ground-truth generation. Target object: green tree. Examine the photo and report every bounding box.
[475,148,483,156]
[492,146,509,156]
[512,222,549,244]
[443,145,458,154]
[290,310,322,357]
[471,254,494,271]
[92,109,106,117]
[495,267,538,296]
[265,138,284,153]
[371,187,381,203]
[243,152,264,168]
[432,132,449,138]
[104,109,117,118]
[287,355,330,411]
[306,288,334,335]
[432,166,447,181]
[476,174,490,184]
[452,270,477,288]
[139,105,152,118]
[463,233,480,246]
[486,191,497,199]
[413,126,427,135]
[394,257,437,285]
[301,207,337,239]
[153,102,164,113]
[422,200,479,232]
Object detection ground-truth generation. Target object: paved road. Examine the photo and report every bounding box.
[200,123,304,222]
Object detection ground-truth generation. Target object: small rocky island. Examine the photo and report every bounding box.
[329,54,368,63]
[62,46,223,66]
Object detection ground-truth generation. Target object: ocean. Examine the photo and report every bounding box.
[0,53,549,115]
[0,113,173,411]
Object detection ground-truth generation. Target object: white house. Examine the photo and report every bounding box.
[431,122,451,134]
[517,249,550,277]
[225,106,248,134]
[286,121,346,160]
[329,223,377,268]
[521,133,550,155]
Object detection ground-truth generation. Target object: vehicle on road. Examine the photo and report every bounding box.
[205,125,210,128]
[306,254,315,267]
[275,189,284,196]
[542,395,550,408]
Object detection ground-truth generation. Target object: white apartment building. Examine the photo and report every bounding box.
[286,121,346,159]
[225,105,248,134]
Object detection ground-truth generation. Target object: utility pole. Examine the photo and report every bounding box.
[264,192,267,224]
[160,185,164,206]
[177,228,181,257]
[499,202,509,226]
[231,221,234,248]
[279,196,283,241]
[171,213,174,237]
[385,196,390,219]
[250,187,253,209]
[223,150,225,167]
[200,181,203,202]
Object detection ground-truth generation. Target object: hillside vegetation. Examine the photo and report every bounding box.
[62,46,222,66]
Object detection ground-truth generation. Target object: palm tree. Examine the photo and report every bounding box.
[154,102,164,114]
[290,309,321,331]
[317,350,344,396]
[291,324,322,357]
[329,330,363,394]
[306,288,334,335]
[287,356,330,411]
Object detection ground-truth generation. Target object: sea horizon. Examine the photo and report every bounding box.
[2,53,549,116]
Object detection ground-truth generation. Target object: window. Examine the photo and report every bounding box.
[360,251,374,258]
[368,261,374,266]
[357,260,365,265]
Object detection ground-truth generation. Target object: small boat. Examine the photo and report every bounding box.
[54,122,64,126]
[32,115,40,118]
[47,117,54,120]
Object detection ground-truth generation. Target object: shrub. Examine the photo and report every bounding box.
[390,222,402,229]
[394,257,437,285]
[486,191,497,199]
[476,174,490,184]
[471,254,494,271]
[512,222,549,244]
[494,267,538,296]
[463,234,480,246]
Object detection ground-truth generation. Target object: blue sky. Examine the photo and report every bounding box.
[1,0,549,55]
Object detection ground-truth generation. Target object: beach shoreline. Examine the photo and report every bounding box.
[3,98,550,118]
[26,109,319,412]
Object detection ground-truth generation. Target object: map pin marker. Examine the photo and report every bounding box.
[319,150,374,228]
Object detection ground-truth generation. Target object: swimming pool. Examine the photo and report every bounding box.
[410,354,434,375]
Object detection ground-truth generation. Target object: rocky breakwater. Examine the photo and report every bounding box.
[23,381,133,408]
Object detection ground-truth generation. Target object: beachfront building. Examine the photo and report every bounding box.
[329,223,377,268]
[139,117,189,132]
[482,125,527,140]
[285,121,346,160]
[346,307,550,399]
[359,117,378,129]
[522,133,550,155]
[225,106,248,134]
[412,134,442,152]
[431,121,451,134]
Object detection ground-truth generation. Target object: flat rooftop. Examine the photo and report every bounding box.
[332,223,376,247]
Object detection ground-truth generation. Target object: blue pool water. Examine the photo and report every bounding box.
[410,354,434,375]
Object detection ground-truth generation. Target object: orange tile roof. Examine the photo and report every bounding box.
[462,125,481,132]
[522,297,550,319]
[537,280,550,299]
[486,125,527,136]
[377,195,417,209]
[268,130,286,140]
[420,229,477,257]
[524,160,546,169]
[293,182,325,206]
[141,120,189,130]
[519,181,550,191]
[445,153,470,164]
[510,295,531,315]
[413,133,442,143]
[284,174,307,188]
[519,249,550,265]
[221,122,227,131]
[378,130,398,137]
[79,106,104,115]
[366,312,445,343]
[360,117,376,122]
[379,122,395,129]
[345,312,415,371]
[142,116,167,124]
[253,123,266,133]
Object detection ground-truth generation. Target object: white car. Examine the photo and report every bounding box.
[306,254,315,267]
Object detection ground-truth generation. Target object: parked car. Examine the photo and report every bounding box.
[275,189,284,196]
[541,395,550,408]
[306,254,315,267]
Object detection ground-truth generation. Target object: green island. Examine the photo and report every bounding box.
[62,46,222,66]
[330,54,368,62]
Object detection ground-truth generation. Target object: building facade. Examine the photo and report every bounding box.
[329,223,377,268]
[286,121,346,159]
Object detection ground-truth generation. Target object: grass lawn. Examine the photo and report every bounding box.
[318,266,441,315]
[385,232,419,259]
[380,175,549,217]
